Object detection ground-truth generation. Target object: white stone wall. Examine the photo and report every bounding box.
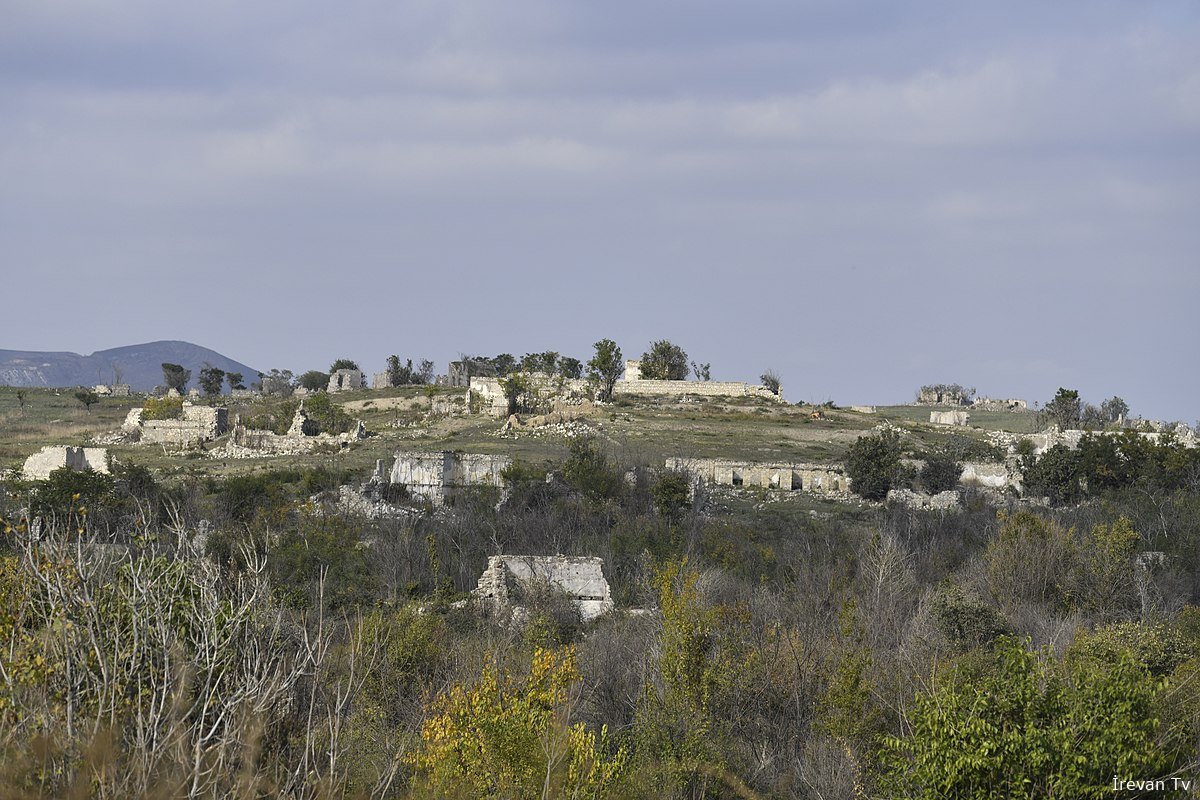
[386,450,511,504]
[615,379,781,401]
[23,446,110,481]
[328,369,366,392]
[473,555,614,621]
[930,410,970,426]
[468,375,593,418]
[960,462,1014,489]
[139,404,229,446]
[667,457,850,493]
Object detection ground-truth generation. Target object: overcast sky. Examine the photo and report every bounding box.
[2,1,1197,419]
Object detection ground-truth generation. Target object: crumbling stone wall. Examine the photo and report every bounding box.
[449,359,499,388]
[667,457,851,493]
[22,446,110,481]
[618,359,781,401]
[930,410,970,426]
[988,425,1198,458]
[472,555,614,621]
[616,379,781,401]
[225,403,366,456]
[887,488,960,510]
[129,403,229,447]
[467,376,592,418]
[376,450,511,504]
[328,369,365,392]
[972,397,1027,411]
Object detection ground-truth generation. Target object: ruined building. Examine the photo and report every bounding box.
[667,457,851,493]
[617,360,781,401]
[22,446,110,481]
[124,403,228,447]
[472,555,615,622]
[373,450,511,505]
[328,369,366,392]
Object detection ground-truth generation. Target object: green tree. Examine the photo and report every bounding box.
[386,355,414,386]
[198,364,225,396]
[160,362,190,393]
[1101,396,1130,425]
[1022,444,1082,504]
[1044,387,1082,429]
[410,647,626,798]
[691,361,711,381]
[259,368,294,396]
[559,356,583,379]
[846,429,904,501]
[74,388,99,414]
[499,373,532,415]
[329,358,360,373]
[587,339,623,402]
[883,639,1177,799]
[298,370,329,392]
[561,437,624,503]
[225,371,245,391]
[919,453,962,493]
[639,340,689,380]
[651,471,692,524]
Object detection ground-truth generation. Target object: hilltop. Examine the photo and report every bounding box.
[0,340,258,391]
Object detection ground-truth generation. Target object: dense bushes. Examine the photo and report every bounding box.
[4,437,1200,798]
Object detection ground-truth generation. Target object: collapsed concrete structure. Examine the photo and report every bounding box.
[667,457,851,494]
[22,446,110,481]
[617,360,781,401]
[472,555,615,622]
[328,369,366,392]
[930,410,970,426]
[373,450,511,505]
[124,403,229,447]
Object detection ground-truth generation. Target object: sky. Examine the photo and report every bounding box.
[2,1,1198,420]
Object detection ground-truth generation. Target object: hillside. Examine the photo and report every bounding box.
[0,340,259,392]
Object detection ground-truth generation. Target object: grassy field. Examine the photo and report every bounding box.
[1,384,1044,480]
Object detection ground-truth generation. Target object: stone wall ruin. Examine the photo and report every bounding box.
[124,403,229,447]
[22,446,110,481]
[667,457,851,494]
[930,410,970,426]
[472,555,615,622]
[328,369,366,392]
[374,450,511,505]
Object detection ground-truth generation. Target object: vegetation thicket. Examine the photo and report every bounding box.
[0,377,1198,799]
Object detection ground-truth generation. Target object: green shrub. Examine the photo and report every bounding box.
[846,429,904,501]
[141,396,184,420]
[883,638,1179,799]
[561,437,624,503]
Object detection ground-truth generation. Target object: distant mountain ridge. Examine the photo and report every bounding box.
[0,341,260,392]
